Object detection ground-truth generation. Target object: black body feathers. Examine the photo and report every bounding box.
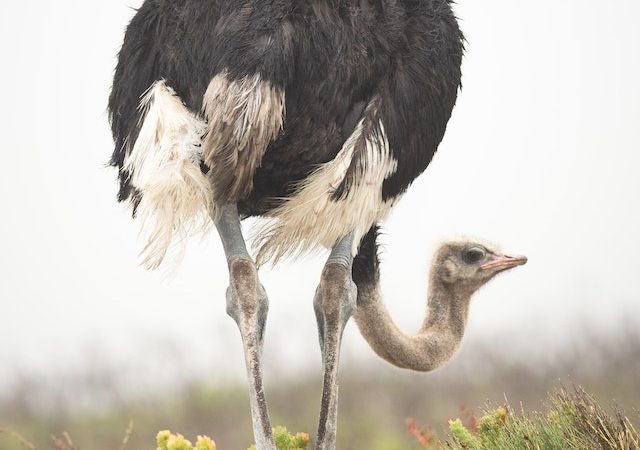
[109,0,463,217]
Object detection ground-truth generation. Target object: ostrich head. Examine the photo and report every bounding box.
[354,238,527,372]
[431,240,528,297]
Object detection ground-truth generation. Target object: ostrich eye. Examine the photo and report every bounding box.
[462,247,486,265]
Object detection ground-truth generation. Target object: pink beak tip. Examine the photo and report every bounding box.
[481,254,528,271]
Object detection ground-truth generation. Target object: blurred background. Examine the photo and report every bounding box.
[1,0,639,449]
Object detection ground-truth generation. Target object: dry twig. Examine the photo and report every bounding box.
[117,420,134,450]
[0,428,37,450]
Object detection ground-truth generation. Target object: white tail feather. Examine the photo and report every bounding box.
[252,107,398,266]
[124,80,213,270]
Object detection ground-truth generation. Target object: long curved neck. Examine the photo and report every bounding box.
[353,278,471,372]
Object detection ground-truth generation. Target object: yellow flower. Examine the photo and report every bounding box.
[157,431,172,450]
[167,433,193,450]
[196,435,217,450]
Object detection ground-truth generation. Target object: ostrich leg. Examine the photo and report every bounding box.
[215,205,275,450]
[313,233,357,450]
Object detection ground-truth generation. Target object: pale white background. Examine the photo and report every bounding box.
[1,1,639,396]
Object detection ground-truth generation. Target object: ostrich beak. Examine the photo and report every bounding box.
[481,253,528,272]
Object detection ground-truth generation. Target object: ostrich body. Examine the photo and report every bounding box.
[108,1,525,449]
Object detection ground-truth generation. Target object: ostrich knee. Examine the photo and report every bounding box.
[314,263,356,353]
[226,258,269,341]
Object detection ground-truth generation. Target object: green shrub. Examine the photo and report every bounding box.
[443,387,639,450]
[248,426,309,450]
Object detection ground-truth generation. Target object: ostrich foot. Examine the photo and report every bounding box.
[313,234,357,450]
[216,205,275,450]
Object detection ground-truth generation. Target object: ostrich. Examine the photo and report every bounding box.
[108,1,526,448]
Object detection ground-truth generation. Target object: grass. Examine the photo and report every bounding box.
[2,327,639,449]
[2,387,637,450]
[406,387,639,450]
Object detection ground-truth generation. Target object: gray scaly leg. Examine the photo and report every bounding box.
[314,233,357,450]
[216,205,274,450]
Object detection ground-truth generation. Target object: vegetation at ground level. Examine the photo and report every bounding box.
[2,387,638,450]
[2,328,639,449]
[440,387,638,449]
